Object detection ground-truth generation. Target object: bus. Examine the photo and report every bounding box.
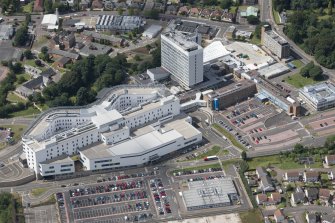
[204,156,218,161]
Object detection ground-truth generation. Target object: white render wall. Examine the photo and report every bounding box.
[161,34,203,88]
[39,160,75,176]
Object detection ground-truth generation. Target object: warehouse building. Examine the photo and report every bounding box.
[22,85,202,177]
[142,25,162,39]
[182,178,238,211]
[299,82,335,111]
[95,15,144,33]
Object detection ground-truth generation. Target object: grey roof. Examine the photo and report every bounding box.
[182,178,237,209]
[300,82,335,104]
[57,56,71,65]
[306,188,319,198]
[197,26,210,34]
[40,154,74,165]
[256,166,267,176]
[306,213,316,222]
[79,42,112,56]
[22,76,44,89]
[292,192,305,203]
[260,175,273,188]
[83,30,123,43]
[49,49,80,60]
[41,68,56,77]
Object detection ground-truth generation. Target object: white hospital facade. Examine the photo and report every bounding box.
[22,85,202,177]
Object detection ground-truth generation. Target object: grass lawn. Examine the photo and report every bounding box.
[272,6,281,24]
[188,145,222,161]
[247,155,323,170]
[240,209,263,223]
[212,124,245,151]
[229,6,238,13]
[172,163,222,174]
[14,73,31,87]
[7,92,27,103]
[0,125,27,149]
[31,194,56,207]
[22,2,33,13]
[31,188,48,197]
[285,73,319,88]
[291,59,304,68]
[250,35,261,45]
[9,106,41,118]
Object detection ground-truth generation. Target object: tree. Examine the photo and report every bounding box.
[128,7,134,16]
[328,0,333,15]
[44,0,53,13]
[144,9,159,19]
[24,49,33,59]
[134,55,141,61]
[221,0,232,9]
[117,7,124,15]
[13,26,28,46]
[309,65,323,80]
[247,15,260,24]
[41,46,48,55]
[17,75,27,84]
[35,59,42,66]
[241,151,247,160]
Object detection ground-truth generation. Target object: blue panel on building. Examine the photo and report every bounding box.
[214,98,219,110]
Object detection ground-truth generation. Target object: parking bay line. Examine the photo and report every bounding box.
[73,198,150,210]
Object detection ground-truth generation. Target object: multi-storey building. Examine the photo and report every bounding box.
[22,85,202,177]
[299,82,335,111]
[161,31,203,88]
[261,25,290,59]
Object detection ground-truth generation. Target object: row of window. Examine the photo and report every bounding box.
[101,162,120,167]
[95,159,113,164]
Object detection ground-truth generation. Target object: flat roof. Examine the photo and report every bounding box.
[42,14,58,25]
[183,178,237,209]
[162,31,201,52]
[40,154,73,165]
[143,24,162,36]
[258,63,290,78]
[265,29,288,45]
[203,41,230,64]
[301,82,335,103]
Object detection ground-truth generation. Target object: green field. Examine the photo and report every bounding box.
[247,155,323,170]
[285,73,319,88]
[291,60,304,68]
[6,92,27,103]
[212,124,245,151]
[240,209,263,223]
[187,145,222,161]
[31,188,48,197]
[9,106,41,118]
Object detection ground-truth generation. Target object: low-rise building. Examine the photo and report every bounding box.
[306,213,317,223]
[303,171,319,183]
[299,82,335,111]
[305,188,319,202]
[240,6,258,17]
[256,193,267,205]
[319,188,330,203]
[325,155,335,166]
[0,25,14,40]
[284,171,301,182]
[256,166,268,179]
[83,30,125,47]
[291,191,305,205]
[142,25,162,39]
[178,6,189,15]
[274,209,285,223]
[95,15,144,33]
[260,175,275,192]
[189,8,201,17]
[225,26,236,40]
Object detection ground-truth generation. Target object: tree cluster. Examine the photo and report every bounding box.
[273,0,330,12]
[300,62,323,80]
[41,54,128,107]
[0,0,20,14]
[284,10,335,69]
[13,25,28,47]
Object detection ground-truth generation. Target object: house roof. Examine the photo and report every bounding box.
[190,7,200,14]
[319,188,330,198]
[292,192,305,202]
[57,56,71,65]
[306,213,317,222]
[178,6,189,13]
[260,175,273,188]
[256,193,267,202]
[49,49,80,60]
[326,154,335,162]
[41,68,56,77]
[256,166,267,176]
[305,188,319,198]
[304,171,319,178]
[286,171,300,177]
[271,193,281,202]
[274,209,284,218]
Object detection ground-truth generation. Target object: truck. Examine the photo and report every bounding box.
[204,155,218,161]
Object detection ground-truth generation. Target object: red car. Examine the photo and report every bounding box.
[259,128,262,131]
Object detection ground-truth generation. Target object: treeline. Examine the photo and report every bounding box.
[273,0,330,12]
[0,192,24,223]
[39,54,128,107]
[284,10,335,69]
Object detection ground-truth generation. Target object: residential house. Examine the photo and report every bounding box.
[260,175,275,192]
[319,188,330,203]
[322,215,335,223]
[16,68,56,98]
[256,193,267,205]
[269,192,281,205]
[114,2,127,10]
[210,10,222,21]
[83,30,125,47]
[166,5,178,15]
[291,191,305,205]
[49,49,80,61]
[200,9,212,18]
[303,171,319,183]
[178,6,189,15]
[103,0,115,10]
[221,9,234,22]
[80,0,90,10]
[256,166,267,179]
[189,7,201,17]
[284,171,301,182]
[247,178,257,186]
[305,188,319,202]
[306,213,317,223]
[325,155,335,166]
[92,0,104,10]
[274,209,285,223]
[55,56,71,68]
